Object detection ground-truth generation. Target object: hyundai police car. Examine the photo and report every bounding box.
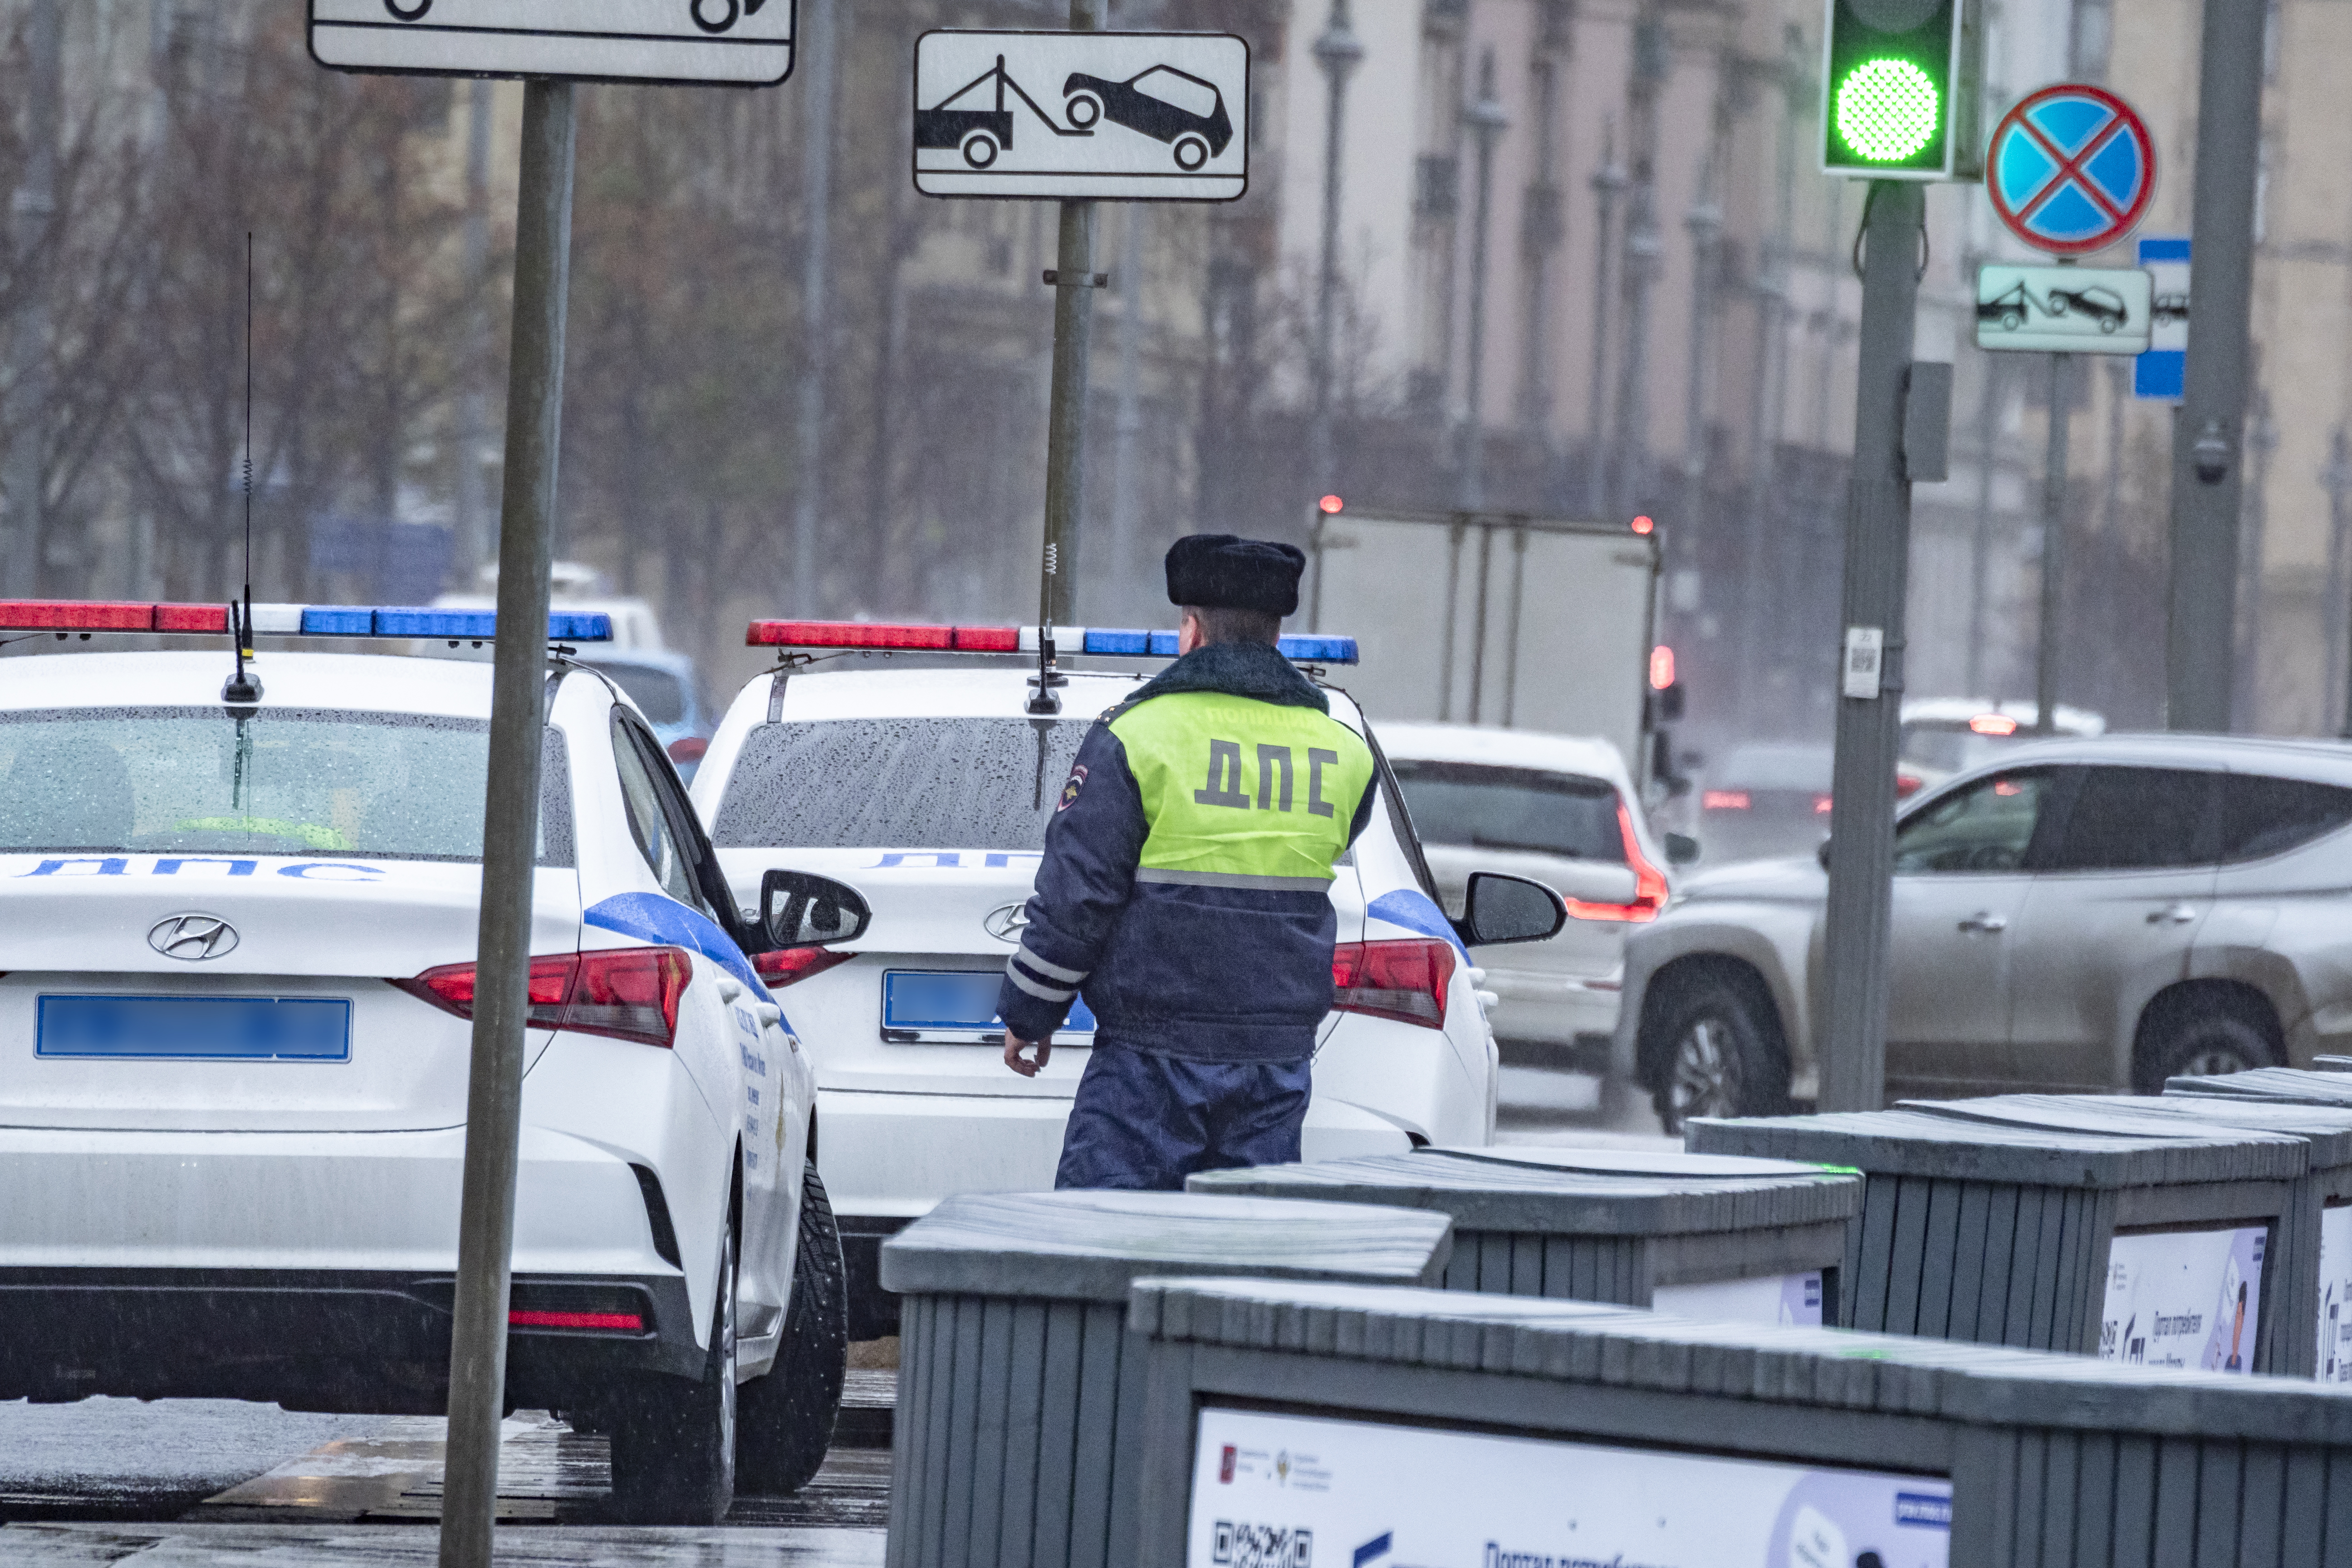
[0,600,840,1524]
[691,620,1566,1335]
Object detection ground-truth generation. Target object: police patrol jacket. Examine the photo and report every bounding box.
[995,642,1377,1063]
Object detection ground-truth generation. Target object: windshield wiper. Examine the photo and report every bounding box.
[1468,833,1579,857]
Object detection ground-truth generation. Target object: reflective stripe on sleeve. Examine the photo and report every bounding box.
[1134,867,1333,893]
[1004,958,1078,1004]
[1014,943,1088,984]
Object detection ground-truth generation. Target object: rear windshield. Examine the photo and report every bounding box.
[1900,724,2039,777]
[1386,759,1624,862]
[593,663,689,727]
[713,717,1090,850]
[0,707,572,865]
[1716,745,1834,792]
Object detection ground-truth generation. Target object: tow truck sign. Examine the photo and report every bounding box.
[309,0,796,87]
[913,30,1249,202]
[1975,263,2153,354]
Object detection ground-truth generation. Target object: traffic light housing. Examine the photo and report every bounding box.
[1820,0,1981,181]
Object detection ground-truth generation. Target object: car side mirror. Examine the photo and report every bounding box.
[760,869,872,951]
[1665,832,1700,867]
[1455,872,1568,948]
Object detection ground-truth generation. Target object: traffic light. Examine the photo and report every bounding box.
[1820,0,1980,181]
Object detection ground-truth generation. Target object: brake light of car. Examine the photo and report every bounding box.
[509,1309,644,1331]
[1896,772,1925,798]
[754,946,858,988]
[667,735,709,765]
[1332,938,1455,1029]
[1814,794,1834,814]
[1970,712,2019,735]
[1561,801,1671,924]
[396,947,692,1049]
[1702,789,1750,811]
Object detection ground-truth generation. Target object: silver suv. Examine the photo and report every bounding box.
[1617,735,2352,1128]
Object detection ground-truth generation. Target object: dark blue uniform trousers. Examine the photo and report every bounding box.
[1054,1043,1313,1191]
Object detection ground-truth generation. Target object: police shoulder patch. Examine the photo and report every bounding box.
[1057,763,1088,812]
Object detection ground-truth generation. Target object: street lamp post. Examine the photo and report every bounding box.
[1309,0,1363,500]
[1459,49,1508,512]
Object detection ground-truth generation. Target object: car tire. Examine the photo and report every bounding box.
[609,1228,737,1525]
[1066,93,1102,130]
[1649,975,1787,1134]
[1173,134,1210,171]
[384,0,431,18]
[737,1160,848,1494]
[2133,1008,2278,1095]
[691,0,740,33]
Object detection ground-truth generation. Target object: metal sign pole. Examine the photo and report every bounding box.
[1818,179,1922,1116]
[439,78,576,1568]
[1040,0,1103,628]
[2034,353,2071,735]
[2166,0,2263,732]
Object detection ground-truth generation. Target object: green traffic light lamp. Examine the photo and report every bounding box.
[1820,0,1982,181]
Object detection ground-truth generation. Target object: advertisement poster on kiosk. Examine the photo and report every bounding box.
[1188,1407,1952,1568]
[2097,1225,2267,1373]
[2320,1206,2352,1383]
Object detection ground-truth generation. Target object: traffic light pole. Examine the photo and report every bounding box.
[2166,0,2264,732]
[1818,179,1922,1116]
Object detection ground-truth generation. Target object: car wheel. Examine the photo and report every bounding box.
[1173,134,1210,172]
[962,133,1000,170]
[2134,1009,2278,1094]
[691,0,740,33]
[1650,976,1786,1134]
[737,1160,848,1494]
[384,0,431,17]
[1066,93,1102,130]
[609,1228,737,1524]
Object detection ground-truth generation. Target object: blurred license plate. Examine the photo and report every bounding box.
[880,970,1095,1044]
[36,995,353,1062]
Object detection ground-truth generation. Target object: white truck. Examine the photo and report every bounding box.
[1305,506,1667,784]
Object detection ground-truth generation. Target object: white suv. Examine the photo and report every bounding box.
[692,624,1558,1335]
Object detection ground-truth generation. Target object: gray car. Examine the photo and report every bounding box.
[1617,735,2352,1129]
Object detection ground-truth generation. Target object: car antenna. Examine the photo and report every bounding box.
[223,231,262,714]
[1025,538,1063,715]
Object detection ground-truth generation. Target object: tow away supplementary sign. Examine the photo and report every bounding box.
[1975,263,2153,354]
[913,30,1249,201]
[309,0,797,86]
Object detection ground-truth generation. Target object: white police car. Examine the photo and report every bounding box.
[0,601,838,1524]
[690,620,1565,1335]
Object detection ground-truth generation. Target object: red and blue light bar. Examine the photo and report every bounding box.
[0,601,612,641]
[746,620,1358,665]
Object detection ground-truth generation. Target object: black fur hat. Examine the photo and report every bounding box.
[1164,534,1305,616]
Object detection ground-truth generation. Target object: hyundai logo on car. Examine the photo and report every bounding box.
[148,914,240,961]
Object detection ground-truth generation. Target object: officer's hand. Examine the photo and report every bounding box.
[1004,1033,1050,1077]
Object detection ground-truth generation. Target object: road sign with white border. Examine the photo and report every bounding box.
[2135,236,2190,400]
[309,0,796,87]
[1987,83,2156,256]
[913,31,1248,202]
[1976,264,2153,354]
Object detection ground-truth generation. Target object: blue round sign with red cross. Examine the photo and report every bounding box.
[1987,83,2157,256]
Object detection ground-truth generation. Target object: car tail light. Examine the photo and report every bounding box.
[668,735,709,765]
[1560,801,1671,924]
[1814,794,1834,814]
[1896,772,1925,798]
[1702,789,1750,811]
[754,946,858,988]
[1332,938,1455,1029]
[396,947,692,1049]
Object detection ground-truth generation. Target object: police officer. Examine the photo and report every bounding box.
[996,534,1377,1190]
